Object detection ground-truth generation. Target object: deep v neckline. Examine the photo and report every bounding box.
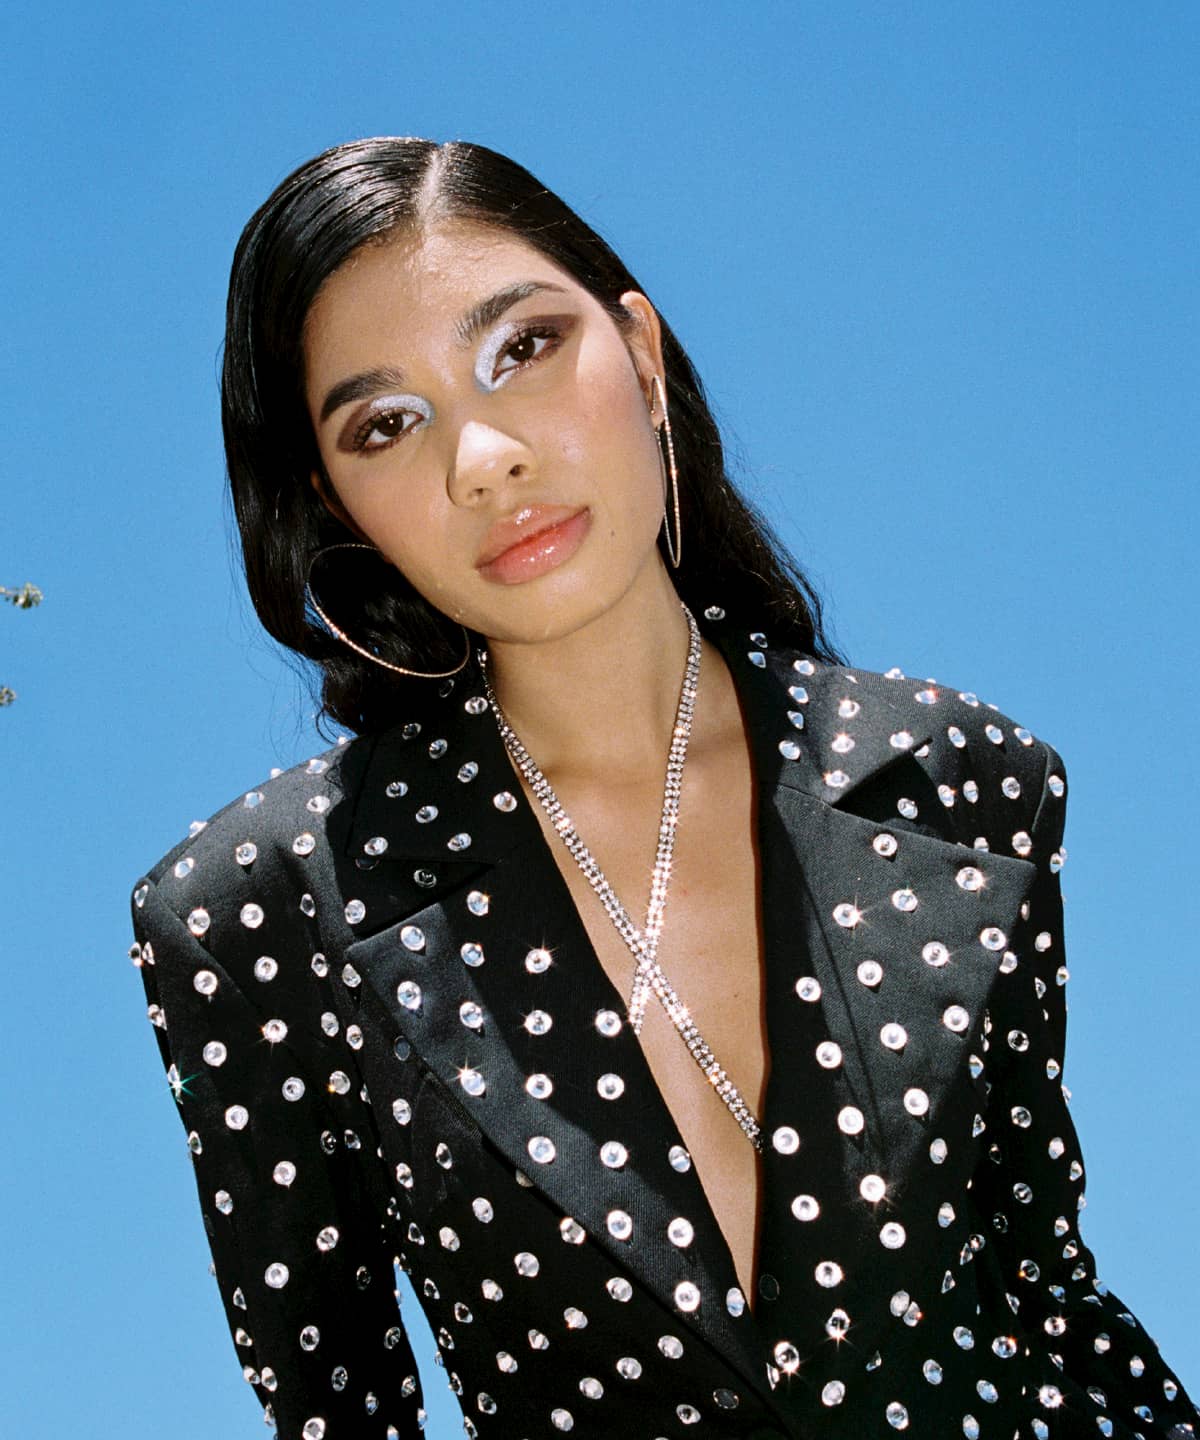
[497,629,776,1325]
[525,807,773,1320]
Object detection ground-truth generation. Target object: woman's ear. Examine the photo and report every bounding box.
[618,291,667,420]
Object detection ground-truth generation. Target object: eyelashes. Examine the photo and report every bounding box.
[347,318,573,455]
[473,317,568,393]
[349,395,432,454]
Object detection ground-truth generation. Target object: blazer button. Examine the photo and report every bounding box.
[758,1272,780,1302]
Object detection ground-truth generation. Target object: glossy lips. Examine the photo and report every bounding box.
[475,506,592,585]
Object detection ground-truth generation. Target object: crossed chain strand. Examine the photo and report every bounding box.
[479,602,762,1150]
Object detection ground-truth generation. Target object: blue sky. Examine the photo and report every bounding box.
[2,3,1197,1435]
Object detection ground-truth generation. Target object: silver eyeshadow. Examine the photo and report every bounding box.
[356,393,434,444]
[345,317,555,445]
[474,318,539,394]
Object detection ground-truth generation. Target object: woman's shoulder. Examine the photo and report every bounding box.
[131,733,370,921]
[712,612,1064,783]
[814,652,1061,761]
[761,642,1068,857]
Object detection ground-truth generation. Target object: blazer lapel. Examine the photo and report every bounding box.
[720,623,1042,1385]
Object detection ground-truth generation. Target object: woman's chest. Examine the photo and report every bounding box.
[530,757,770,1301]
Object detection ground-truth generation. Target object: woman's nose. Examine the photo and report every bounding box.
[448,418,536,506]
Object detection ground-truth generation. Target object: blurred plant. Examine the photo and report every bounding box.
[1,583,43,706]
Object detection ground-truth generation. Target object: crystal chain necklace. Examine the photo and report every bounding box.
[479,602,762,1151]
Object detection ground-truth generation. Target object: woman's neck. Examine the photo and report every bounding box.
[482,561,705,785]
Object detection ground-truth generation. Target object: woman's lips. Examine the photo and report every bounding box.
[475,508,592,585]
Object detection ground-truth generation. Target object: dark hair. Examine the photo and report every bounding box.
[222,136,843,734]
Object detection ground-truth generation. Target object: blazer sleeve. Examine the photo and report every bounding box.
[975,741,1197,1438]
[132,874,426,1440]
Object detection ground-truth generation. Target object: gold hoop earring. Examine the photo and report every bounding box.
[650,373,681,570]
[304,543,472,680]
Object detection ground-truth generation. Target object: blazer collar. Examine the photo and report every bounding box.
[339,607,935,871]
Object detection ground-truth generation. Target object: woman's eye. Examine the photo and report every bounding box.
[493,324,564,382]
[352,409,417,452]
[345,322,568,451]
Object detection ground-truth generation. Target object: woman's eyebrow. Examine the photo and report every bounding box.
[455,279,569,345]
[319,280,571,424]
[319,366,409,423]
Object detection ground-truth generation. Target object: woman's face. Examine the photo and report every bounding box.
[302,219,669,645]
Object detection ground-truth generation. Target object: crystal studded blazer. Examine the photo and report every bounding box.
[130,611,1197,1440]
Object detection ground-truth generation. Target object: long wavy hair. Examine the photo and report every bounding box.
[222,136,842,734]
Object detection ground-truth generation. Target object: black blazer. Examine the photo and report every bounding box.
[131,609,1196,1440]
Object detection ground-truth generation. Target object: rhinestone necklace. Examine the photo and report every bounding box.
[479,602,763,1151]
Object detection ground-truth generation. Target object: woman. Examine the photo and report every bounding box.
[130,136,1196,1439]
